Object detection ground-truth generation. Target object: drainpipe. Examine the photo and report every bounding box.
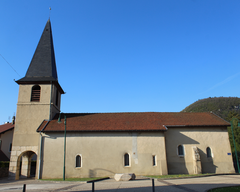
[38,121,49,179]
[49,82,53,120]
[63,115,67,180]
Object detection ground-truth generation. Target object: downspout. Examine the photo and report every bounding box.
[162,125,168,175]
[63,115,67,180]
[49,82,53,120]
[38,82,53,179]
[38,121,50,179]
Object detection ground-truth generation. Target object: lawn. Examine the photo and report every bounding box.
[145,173,211,179]
[40,177,107,182]
[208,186,240,192]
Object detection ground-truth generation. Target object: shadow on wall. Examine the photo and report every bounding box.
[38,136,45,179]
[233,161,240,173]
[166,133,199,175]
[167,158,189,175]
[198,148,217,173]
[89,168,115,178]
[175,133,200,145]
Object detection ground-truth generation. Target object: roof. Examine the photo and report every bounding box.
[17,19,57,82]
[16,19,64,94]
[0,150,9,161]
[0,123,14,134]
[37,112,230,133]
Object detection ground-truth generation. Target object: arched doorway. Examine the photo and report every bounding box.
[15,151,37,180]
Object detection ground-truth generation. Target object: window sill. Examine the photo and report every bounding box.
[178,155,184,158]
[75,167,82,169]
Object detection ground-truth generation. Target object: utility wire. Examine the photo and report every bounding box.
[0,54,21,77]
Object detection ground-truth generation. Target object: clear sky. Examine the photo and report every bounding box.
[1,0,240,124]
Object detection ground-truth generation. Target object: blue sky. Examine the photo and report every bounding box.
[1,0,240,124]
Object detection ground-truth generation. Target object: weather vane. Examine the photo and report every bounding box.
[49,7,51,19]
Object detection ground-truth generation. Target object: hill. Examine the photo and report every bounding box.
[181,97,240,121]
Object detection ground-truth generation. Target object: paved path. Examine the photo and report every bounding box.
[0,175,239,192]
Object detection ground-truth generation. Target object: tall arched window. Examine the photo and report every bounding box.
[124,153,130,166]
[152,155,157,166]
[178,145,184,156]
[76,155,81,168]
[206,147,212,158]
[31,85,41,102]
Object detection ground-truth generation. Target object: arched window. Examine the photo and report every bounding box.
[31,85,41,102]
[206,147,212,158]
[124,153,130,166]
[178,145,184,156]
[152,155,157,166]
[76,155,81,168]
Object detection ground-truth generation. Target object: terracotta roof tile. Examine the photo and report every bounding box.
[37,112,230,132]
[0,123,14,134]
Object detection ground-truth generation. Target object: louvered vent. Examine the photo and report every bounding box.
[31,85,41,102]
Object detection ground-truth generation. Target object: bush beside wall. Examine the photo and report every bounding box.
[0,161,9,178]
[0,161,9,168]
[0,167,9,178]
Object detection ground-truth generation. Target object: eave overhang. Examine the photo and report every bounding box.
[16,79,64,94]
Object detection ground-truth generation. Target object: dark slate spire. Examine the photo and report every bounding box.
[17,19,58,82]
[16,20,64,94]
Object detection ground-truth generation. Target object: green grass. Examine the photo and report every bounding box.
[145,173,211,179]
[40,177,105,182]
[208,186,240,192]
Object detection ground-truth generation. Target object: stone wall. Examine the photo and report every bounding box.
[9,145,38,180]
[0,167,9,178]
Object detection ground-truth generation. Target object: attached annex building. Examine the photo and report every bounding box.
[9,20,235,180]
[0,120,14,162]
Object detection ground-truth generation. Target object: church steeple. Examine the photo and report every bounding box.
[10,19,64,180]
[16,19,64,94]
[17,19,58,82]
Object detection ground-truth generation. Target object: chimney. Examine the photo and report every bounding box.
[12,116,15,125]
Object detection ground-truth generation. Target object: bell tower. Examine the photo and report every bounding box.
[9,20,64,179]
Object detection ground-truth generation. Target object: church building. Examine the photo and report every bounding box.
[9,20,235,180]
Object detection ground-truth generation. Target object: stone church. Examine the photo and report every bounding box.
[9,20,235,180]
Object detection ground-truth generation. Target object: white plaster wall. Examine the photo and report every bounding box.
[165,127,235,174]
[0,129,13,159]
[41,131,168,179]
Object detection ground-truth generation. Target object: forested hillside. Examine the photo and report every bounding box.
[181,97,240,121]
[181,97,240,169]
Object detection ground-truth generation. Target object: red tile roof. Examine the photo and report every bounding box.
[0,123,14,134]
[37,112,230,132]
